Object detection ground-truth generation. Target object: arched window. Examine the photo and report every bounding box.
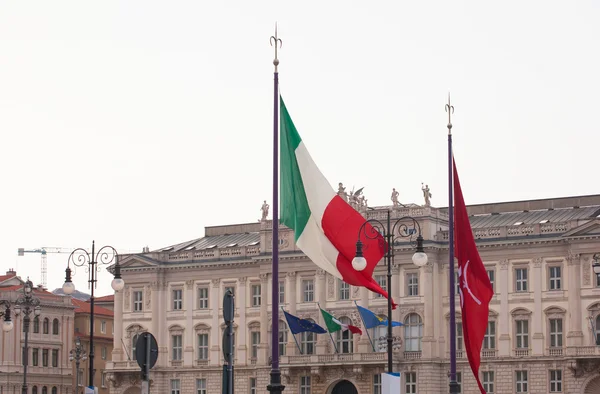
[51,387,57,394]
[278,321,287,356]
[52,319,59,335]
[300,319,317,355]
[33,316,40,334]
[404,313,423,352]
[371,315,388,352]
[42,387,48,394]
[337,317,353,354]
[43,318,49,334]
[32,386,38,394]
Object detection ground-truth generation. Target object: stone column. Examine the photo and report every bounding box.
[237,277,248,364]
[157,280,168,366]
[112,289,124,361]
[259,274,269,364]
[185,280,195,366]
[567,253,583,346]
[150,281,159,346]
[422,261,436,358]
[287,272,297,314]
[532,259,544,355]
[210,279,221,365]
[498,260,510,356]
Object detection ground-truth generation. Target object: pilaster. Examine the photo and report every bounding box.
[498,259,510,356]
[532,258,544,355]
[237,277,248,363]
[210,279,220,365]
[567,252,583,346]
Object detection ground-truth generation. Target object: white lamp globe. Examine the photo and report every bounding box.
[111,278,125,292]
[594,265,600,275]
[352,256,367,271]
[62,281,75,295]
[412,251,428,267]
[2,320,13,332]
[34,306,41,316]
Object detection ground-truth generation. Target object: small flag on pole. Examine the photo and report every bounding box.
[320,307,362,335]
[356,304,403,329]
[282,310,327,335]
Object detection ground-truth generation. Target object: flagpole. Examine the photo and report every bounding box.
[318,303,339,354]
[268,25,285,394]
[446,93,459,394]
[281,307,304,354]
[354,301,376,352]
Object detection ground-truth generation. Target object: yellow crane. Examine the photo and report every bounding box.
[17,247,73,288]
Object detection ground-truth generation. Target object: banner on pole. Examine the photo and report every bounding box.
[382,372,401,394]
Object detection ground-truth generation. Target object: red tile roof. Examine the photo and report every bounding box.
[93,294,115,303]
[0,285,59,299]
[72,298,114,317]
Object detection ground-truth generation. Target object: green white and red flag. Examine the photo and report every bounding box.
[279,97,394,305]
[320,307,362,335]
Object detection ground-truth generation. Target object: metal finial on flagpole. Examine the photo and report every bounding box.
[445,92,454,135]
[270,23,282,72]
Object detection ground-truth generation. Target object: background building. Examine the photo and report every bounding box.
[106,194,600,394]
[0,270,75,394]
[72,298,114,394]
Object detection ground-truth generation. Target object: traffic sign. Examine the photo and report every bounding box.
[135,332,158,370]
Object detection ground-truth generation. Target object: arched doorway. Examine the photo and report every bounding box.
[331,380,358,394]
[584,375,600,394]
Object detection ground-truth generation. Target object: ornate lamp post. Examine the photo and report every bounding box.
[70,337,88,393]
[352,211,428,374]
[62,241,124,390]
[12,279,42,394]
[0,300,14,332]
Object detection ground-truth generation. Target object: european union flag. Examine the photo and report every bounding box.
[283,310,327,335]
[356,304,403,329]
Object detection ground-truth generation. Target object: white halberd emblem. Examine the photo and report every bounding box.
[458,260,482,308]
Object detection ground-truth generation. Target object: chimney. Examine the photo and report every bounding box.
[5,269,16,277]
[142,246,150,253]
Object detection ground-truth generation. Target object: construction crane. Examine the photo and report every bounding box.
[17,247,74,289]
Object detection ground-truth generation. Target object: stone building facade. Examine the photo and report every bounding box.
[0,270,75,394]
[106,195,600,394]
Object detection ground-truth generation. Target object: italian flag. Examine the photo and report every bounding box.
[280,96,394,305]
[320,307,362,335]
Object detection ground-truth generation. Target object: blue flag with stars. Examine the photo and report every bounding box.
[283,310,327,335]
[356,304,403,329]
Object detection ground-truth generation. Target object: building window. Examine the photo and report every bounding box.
[101,346,107,360]
[373,374,382,394]
[32,348,39,366]
[456,322,464,352]
[41,387,47,394]
[196,378,207,394]
[132,333,140,359]
[550,318,563,348]
[251,331,260,358]
[404,313,423,352]
[252,284,262,307]
[170,379,180,394]
[52,388,57,394]
[32,387,38,394]
[42,349,48,367]
[250,377,257,394]
[51,349,58,367]
[300,376,311,394]
[516,370,528,393]
[338,279,350,300]
[455,271,460,296]
[197,333,209,360]
[336,317,354,354]
[482,371,494,393]
[550,369,562,393]
[133,291,143,312]
[43,318,49,334]
[549,266,562,290]
[33,316,40,333]
[301,321,317,354]
[172,289,183,310]
[100,320,106,334]
[279,321,287,356]
[515,268,528,292]
[456,372,462,393]
[372,322,387,352]
[487,269,495,292]
[172,334,183,360]
[101,372,107,388]
[516,320,529,349]
[198,287,209,309]
[52,319,59,335]
[483,321,496,350]
[406,273,418,296]
[375,275,387,297]
[77,369,84,387]
[302,280,314,302]
[279,280,285,304]
[405,372,417,394]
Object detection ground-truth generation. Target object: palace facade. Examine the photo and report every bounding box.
[106,194,600,394]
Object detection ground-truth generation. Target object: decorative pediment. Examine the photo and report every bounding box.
[117,255,159,269]
[561,219,600,239]
[0,276,23,287]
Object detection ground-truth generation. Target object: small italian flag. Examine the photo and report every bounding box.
[279,96,394,305]
[320,307,362,335]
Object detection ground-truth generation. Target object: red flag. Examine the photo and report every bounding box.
[453,159,494,394]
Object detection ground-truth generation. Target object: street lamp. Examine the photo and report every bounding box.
[352,211,427,374]
[0,300,14,332]
[12,279,42,394]
[62,241,124,390]
[70,337,88,393]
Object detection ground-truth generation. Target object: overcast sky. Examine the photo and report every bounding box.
[0,1,598,296]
